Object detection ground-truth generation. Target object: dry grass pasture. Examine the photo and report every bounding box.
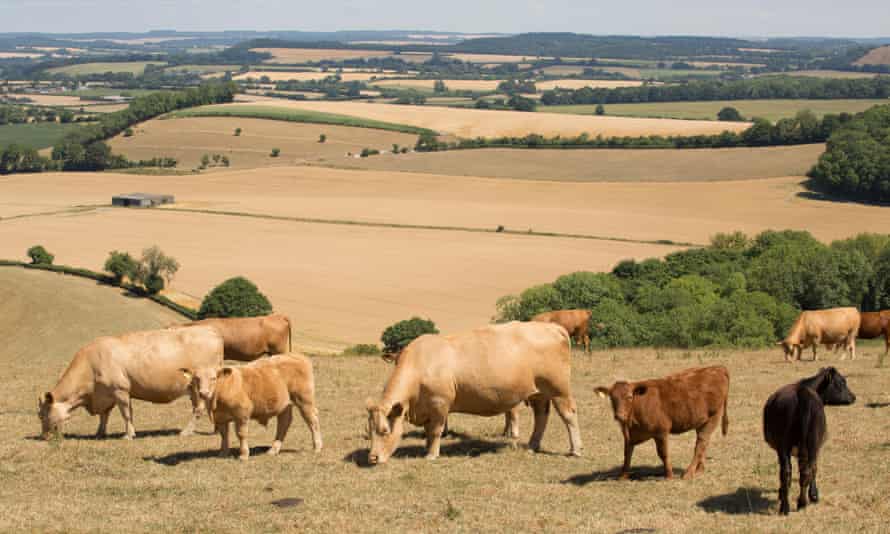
[1,275,888,532]
[234,70,405,82]
[253,48,394,63]
[14,93,92,106]
[535,79,646,90]
[205,101,751,138]
[370,79,504,91]
[854,45,890,66]
[108,116,418,169]
[45,62,166,76]
[764,70,880,79]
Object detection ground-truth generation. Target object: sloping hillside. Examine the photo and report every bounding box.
[854,45,890,66]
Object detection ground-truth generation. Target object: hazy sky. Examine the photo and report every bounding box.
[1,0,888,37]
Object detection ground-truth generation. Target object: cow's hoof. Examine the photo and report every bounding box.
[123,434,134,441]
[682,471,695,480]
[179,429,194,437]
[779,505,790,516]
[424,453,439,461]
[797,498,808,511]
[618,472,631,481]
[568,450,582,458]
[239,455,249,462]
[219,450,229,458]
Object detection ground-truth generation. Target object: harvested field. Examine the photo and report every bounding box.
[205,101,751,138]
[765,70,880,79]
[164,64,239,74]
[329,144,823,182]
[854,45,890,66]
[253,48,394,63]
[2,301,888,533]
[0,51,42,59]
[547,99,890,122]
[686,61,766,68]
[234,70,404,82]
[535,79,645,90]
[108,116,418,170]
[447,53,552,63]
[371,79,503,91]
[13,93,90,106]
[45,62,166,76]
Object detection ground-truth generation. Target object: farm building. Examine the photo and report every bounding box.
[111,193,174,208]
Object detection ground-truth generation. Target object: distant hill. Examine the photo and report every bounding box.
[855,45,890,66]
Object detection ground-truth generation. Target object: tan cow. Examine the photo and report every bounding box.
[182,354,322,460]
[532,309,592,352]
[177,314,291,361]
[778,307,860,362]
[37,327,224,440]
[365,321,582,465]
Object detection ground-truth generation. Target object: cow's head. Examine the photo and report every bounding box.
[37,392,68,439]
[595,381,644,429]
[180,367,224,403]
[365,398,406,465]
[816,367,856,405]
[776,340,802,360]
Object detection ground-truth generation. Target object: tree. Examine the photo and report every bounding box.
[123,128,134,137]
[200,154,210,169]
[27,245,54,265]
[595,104,605,115]
[318,133,326,143]
[717,106,744,122]
[381,317,438,354]
[234,128,242,136]
[433,79,447,93]
[104,250,137,283]
[199,276,273,319]
[270,148,280,157]
[134,246,179,294]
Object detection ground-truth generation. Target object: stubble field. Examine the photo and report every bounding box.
[2,271,888,532]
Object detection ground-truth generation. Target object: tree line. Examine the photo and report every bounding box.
[808,104,890,201]
[495,230,890,349]
[540,75,890,106]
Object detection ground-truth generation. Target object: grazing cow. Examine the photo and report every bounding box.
[38,327,224,440]
[532,309,592,352]
[595,366,730,480]
[366,321,582,465]
[763,367,856,515]
[778,307,860,362]
[177,314,291,361]
[857,311,890,354]
[182,354,322,460]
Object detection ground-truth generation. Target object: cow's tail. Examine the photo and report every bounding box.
[286,316,292,353]
[797,387,823,465]
[721,394,729,436]
[208,391,217,426]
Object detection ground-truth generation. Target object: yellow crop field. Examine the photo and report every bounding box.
[202,100,751,138]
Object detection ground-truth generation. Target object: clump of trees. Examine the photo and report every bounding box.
[270,148,280,158]
[102,246,179,294]
[717,106,744,121]
[199,276,273,319]
[27,245,54,265]
[808,104,890,201]
[381,317,439,354]
[496,230,890,349]
[103,250,138,284]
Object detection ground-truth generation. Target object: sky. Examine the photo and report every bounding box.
[0,0,888,38]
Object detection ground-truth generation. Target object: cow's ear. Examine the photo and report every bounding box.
[44,392,54,404]
[219,368,233,376]
[594,386,610,398]
[633,385,648,396]
[179,368,193,381]
[389,402,404,418]
[365,398,377,412]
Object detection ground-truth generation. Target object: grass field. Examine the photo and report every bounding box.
[207,101,750,138]
[109,116,419,169]
[371,79,504,91]
[169,105,432,135]
[764,70,880,79]
[535,79,645,90]
[1,274,888,531]
[234,70,404,82]
[638,68,723,81]
[546,99,890,122]
[0,122,83,149]
[45,61,166,76]
[164,64,239,74]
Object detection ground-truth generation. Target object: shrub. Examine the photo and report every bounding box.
[381,317,438,354]
[318,134,326,143]
[270,148,280,157]
[143,273,165,294]
[717,106,744,122]
[27,245,53,265]
[552,271,623,310]
[514,284,563,321]
[588,298,648,348]
[104,250,137,283]
[342,344,381,356]
[360,148,380,158]
[123,128,134,137]
[234,127,242,136]
[595,104,605,115]
[199,276,273,319]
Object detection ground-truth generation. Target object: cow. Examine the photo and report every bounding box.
[175,314,292,361]
[532,309,592,352]
[595,366,730,480]
[763,367,856,515]
[778,307,860,362]
[182,353,322,460]
[37,327,224,440]
[365,321,582,465]
[857,311,890,355]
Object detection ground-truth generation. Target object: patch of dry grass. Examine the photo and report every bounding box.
[854,46,890,66]
[1,278,887,533]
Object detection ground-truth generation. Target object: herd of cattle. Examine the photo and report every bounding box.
[36,307,867,516]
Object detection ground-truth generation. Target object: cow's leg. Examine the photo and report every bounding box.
[655,434,673,480]
[294,395,323,452]
[503,406,520,449]
[584,333,591,353]
[235,418,250,461]
[527,396,551,453]
[685,415,720,479]
[809,461,820,503]
[552,396,582,457]
[619,440,635,480]
[797,446,814,510]
[812,343,818,361]
[424,413,447,460]
[778,451,791,515]
[114,391,135,440]
[269,406,293,456]
[217,421,230,457]
[848,336,856,361]
[95,407,112,438]
[179,386,204,437]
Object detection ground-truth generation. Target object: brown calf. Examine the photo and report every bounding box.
[532,309,591,352]
[595,366,729,480]
[858,311,890,354]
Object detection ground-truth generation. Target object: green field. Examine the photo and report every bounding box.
[637,69,724,81]
[169,105,434,135]
[545,99,890,122]
[164,64,239,74]
[58,88,162,98]
[45,62,166,76]
[0,122,83,149]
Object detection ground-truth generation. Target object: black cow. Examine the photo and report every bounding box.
[763,367,856,515]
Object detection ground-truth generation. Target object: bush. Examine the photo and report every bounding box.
[318,133,326,143]
[717,106,744,122]
[234,127,242,136]
[381,317,438,354]
[552,271,623,310]
[342,344,381,356]
[104,250,137,283]
[270,148,280,157]
[27,245,53,265]
[595,104,605,115]
[143,273,165,294]
[360,148,380,158]
[198,276,273,319]
[588,298,648,348]
[123,128,134,137]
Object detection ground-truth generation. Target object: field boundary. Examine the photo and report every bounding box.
[0,260,199,319]
[157,206,699,247]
